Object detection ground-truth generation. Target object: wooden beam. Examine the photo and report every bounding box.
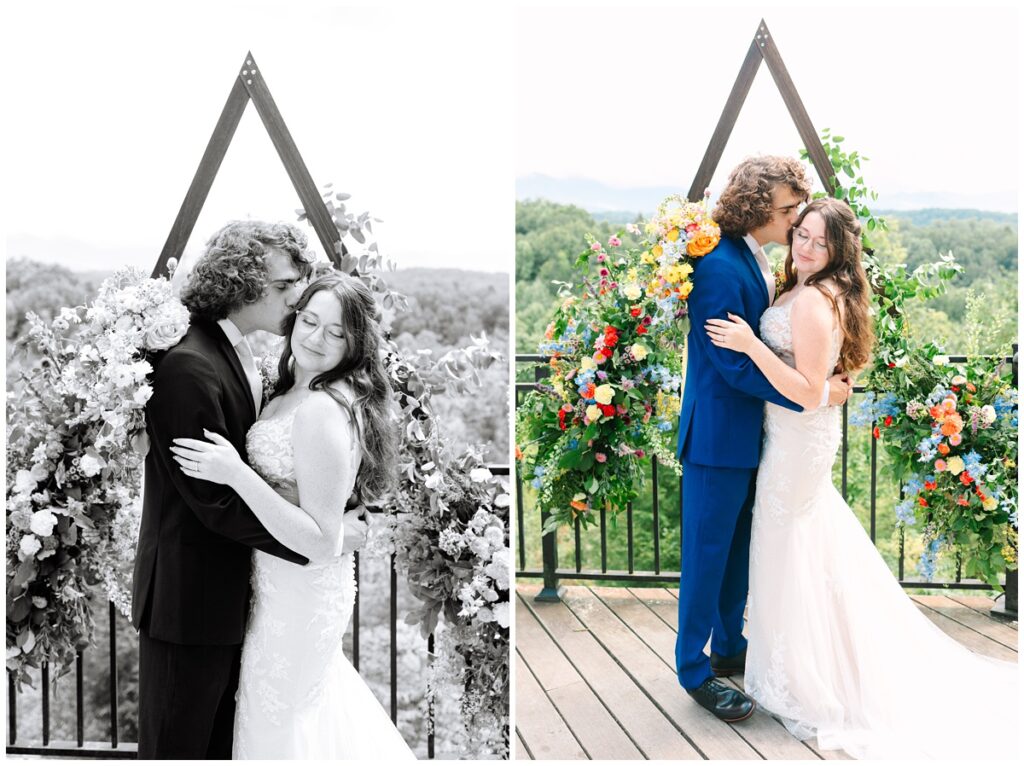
[152,75,249,278]
[687,37,763,202]
[240,53,345,268]
[756,21,836,194]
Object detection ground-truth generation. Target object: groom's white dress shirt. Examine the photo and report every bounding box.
[741,234,830,409]
[217,318,263,417]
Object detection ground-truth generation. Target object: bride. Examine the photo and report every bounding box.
[170,272,416,760]
[705,198,1018,760]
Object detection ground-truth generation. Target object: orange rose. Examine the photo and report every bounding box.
[940,413,964,436]
[937,443,950,456]
[687,234,718,257]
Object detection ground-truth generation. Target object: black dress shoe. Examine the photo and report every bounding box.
[710,648,746,677]
[685,678,756,722]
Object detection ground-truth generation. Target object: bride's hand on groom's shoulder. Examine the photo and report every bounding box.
[171,429,246,487]
[705,312,755,353]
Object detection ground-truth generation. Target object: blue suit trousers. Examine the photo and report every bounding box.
[674,458,756,690]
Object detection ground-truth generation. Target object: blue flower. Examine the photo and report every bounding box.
[962,450,985,479]
[895,498,917,526]
[903,475,924,495]
[568,439,579,450]
[531,478,543,489]
[534,465,546,477]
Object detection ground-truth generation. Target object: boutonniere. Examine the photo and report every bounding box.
[254,355,280,408]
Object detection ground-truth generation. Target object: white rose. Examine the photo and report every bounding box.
[133,384,154,405]
[932,355,950,366]
[143,316,189,351]
[424,472,443,489]
[19,534,42,559]
[14,469,38,495]
[29,509,58,537]
[485,549,510,590]
[981,405,997,424]
[493,601,510,629]
[78,453,104,478]
[469,467,493,483]
[622,283,642,301]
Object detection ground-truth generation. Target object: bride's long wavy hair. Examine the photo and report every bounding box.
[272,272,397,502]
[780,198,874,373]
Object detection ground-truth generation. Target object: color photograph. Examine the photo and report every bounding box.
[514,5,1018,760]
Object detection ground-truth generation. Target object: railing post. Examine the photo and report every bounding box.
[532,362,563,602]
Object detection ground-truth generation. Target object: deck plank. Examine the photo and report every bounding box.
[910,596,1018,661]
[517,595,641,759]
[523,588,702,759]
[560,586,762,760]
[921,594,1018,649]
[515,649,588,760]
[515,732,531,760]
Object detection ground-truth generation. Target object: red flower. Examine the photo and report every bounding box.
[924,480,938,491]
[872,426,881,439]
[888,362,896,368]
[959,471,973,486]
[957,496,969,507]
[558,409,568,430]
[636,325,648,335]
[599,403,616,418]
[919,497,928,507]
[884,415,893,427]
[630,307,642,318]
[951,385,960,393]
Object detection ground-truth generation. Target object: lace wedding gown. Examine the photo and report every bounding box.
[745,301,1019,760]
[232,407,416,760]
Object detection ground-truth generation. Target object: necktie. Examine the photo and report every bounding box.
[234,337,263,417]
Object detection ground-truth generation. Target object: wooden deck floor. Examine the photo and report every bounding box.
[514,583,1018,760]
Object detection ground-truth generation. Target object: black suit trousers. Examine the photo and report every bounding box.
[137,629,241,760]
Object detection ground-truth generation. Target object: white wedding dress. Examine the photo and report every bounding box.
[232,407,416,760]
[745,300,1019,760]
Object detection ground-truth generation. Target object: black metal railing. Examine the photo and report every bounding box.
[6,465,509,759]
[516,349,1018,602]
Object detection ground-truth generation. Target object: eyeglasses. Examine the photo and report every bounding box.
[793,227,829,253]
[295,310,346,346]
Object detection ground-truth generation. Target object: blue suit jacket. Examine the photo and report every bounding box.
[676,236,802,468]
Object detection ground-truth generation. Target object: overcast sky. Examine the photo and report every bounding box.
[517,4,1020,210]
[3,2,513,274]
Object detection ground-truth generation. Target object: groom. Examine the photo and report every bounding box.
[674,156,850,721]
[131,221,319,759]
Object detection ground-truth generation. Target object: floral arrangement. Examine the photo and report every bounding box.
[367,344,509,758]
[516,194,719,529]
[811,130,1018,589]
[6,268,189,684]
[853,346,1018,588]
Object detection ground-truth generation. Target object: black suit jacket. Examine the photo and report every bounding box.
[131,318,307,644]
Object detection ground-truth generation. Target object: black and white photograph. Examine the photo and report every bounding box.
[513,4,1019,761]
[5,2,510,760]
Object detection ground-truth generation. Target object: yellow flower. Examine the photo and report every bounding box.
[594,384,615,405]
[651,244,664,258]
[640,251,656,265]
[946,455,965,474]
[585,404,601,422]
[580,357,596,371]
[666,228,680,242]
[983,496,998,511]
[687,234,718,257]
[678,281,693,299]
[630,344,648,361]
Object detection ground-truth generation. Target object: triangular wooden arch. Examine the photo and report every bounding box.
[687,20,836,202]
[151,52,344,278]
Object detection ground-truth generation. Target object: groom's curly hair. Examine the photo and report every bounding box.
[713,156,811,238]
[180,221,315,320]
